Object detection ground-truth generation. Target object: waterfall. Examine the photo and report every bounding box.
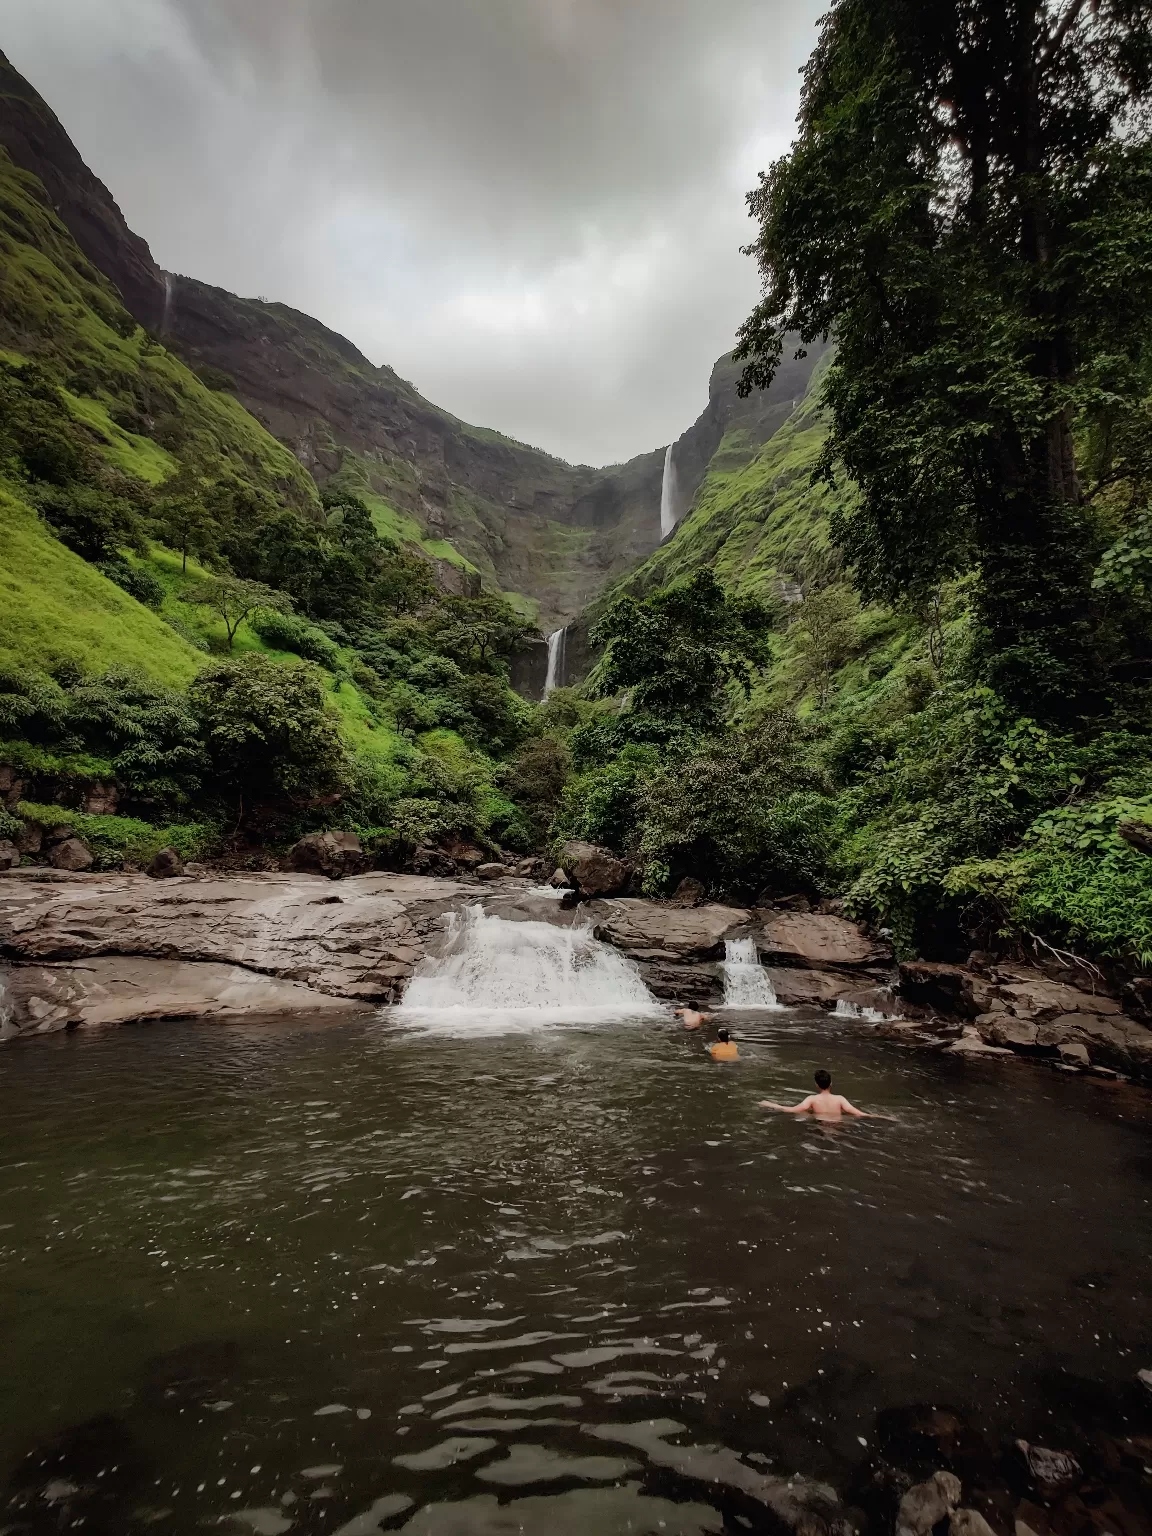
[161,272,175,337]
[0,971,15,1040]
[395,905,660,1033]
[834,999,902,1023]
[721,937,781,1009]
[659,443,679,539]
[543,627,566,697]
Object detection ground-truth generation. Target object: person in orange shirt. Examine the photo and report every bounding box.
[708,1027,738,1061]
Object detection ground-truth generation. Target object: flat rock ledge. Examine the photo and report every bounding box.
[0,870,891,1038]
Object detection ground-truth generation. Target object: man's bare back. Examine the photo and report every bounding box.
[760,1070,883,1120]
[675,1008,710,1031]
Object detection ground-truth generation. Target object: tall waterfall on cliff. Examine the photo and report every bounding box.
[161,272,175,336]
[721,938,781,1009]
[395,906,659,1032]
[544,627,566,697]
[660,443,678,539]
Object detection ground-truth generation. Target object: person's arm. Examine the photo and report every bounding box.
[839,1097,868,1118]
[759,1096,814,1114]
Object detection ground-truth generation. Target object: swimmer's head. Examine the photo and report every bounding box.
[814,1068,832,1089]
[717,1028,732,1043]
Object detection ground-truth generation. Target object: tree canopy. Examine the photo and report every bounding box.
[736,0,1152,714]
[590,569,773,732]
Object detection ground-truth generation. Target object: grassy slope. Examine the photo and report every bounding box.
[0,488,202,685]
[0,145,412,781]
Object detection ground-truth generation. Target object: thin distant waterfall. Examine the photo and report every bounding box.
[660,443,678,539]
[161,273,175,336]
[544,626,566,697]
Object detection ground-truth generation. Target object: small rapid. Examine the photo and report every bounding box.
[721,936,781,1009]
[394,905,661,1032]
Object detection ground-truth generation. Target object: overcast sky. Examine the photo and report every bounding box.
[0,0,822,466]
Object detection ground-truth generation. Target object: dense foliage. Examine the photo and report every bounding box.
[736,0,1152,715]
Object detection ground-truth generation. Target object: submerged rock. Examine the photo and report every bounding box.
[896,1470,962,1536]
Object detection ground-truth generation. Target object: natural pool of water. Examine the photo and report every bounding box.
[1,1010,1150,1535]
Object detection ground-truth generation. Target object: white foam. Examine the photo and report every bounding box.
[393,906,661,1035]
[720,938,782,1010]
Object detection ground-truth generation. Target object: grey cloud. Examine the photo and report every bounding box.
[0,0,822,464]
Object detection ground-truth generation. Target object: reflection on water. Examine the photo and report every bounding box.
[1,1012,1150,1534]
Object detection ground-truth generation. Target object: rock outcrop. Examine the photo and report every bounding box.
[284,830,365,879]
[901,958,1152,1076]
[560,841,631,899]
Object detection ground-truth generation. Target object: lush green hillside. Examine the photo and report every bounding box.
[0,145,546,869]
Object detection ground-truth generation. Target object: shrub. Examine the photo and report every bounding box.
[16,803,214,870]
[637,716,834,898]
[98,556,165,608]
[249,608,341,667]
[553,743,661,852]
[501,735,572,843]
[190,653,350,806]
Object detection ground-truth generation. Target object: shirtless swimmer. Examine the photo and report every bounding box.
[760,1069,886,1119]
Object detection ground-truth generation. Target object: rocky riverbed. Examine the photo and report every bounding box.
[1,868,1150,1079]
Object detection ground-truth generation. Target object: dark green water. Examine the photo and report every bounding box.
[1,1011,1150,1535]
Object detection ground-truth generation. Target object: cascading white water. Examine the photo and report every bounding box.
[161,272,175,336]
[0,972,15,1041]
[395,905,661,1033]
[721,937,781,1009]
[659,443,678,539]
[544,627,566,697]
[834,999,902,1023]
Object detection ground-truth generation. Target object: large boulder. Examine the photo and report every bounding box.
[0,840,19,872]
[14,820,42,855]
[147,847,184,879]
[759,910,892,970]
[559,840,630,898]
[285,830,364,879]
[475,862,507,881]
[48,837,93,872]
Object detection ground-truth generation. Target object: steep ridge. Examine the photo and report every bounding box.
[160,273,667,623]
[0,48,165,332]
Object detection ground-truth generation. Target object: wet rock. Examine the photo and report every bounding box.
[951,1510,998,1536]
[475,862,507,881]
[5,1413,149,1530]
[1057,1042,1090,1067]
[1139,1367,1152,1393]
[14,819,42,855]
[948,1026,1014,1056]
[548,867,572,889]
[516,857,544,878]
[0,763,23,809]
[139,1339,242,1408]
[760,910,892,970]
[767,967,862,1008]
[559,839,630,898]
[285,829,364,879]
[983,1015,1039,1049]
[0,871,477,1032]
[0,839,18,871]
[1014,1442,1082,1494]
[411,846,459,876]
[588,898,749,961]
[896,1470,963,1536]
[147,846,183,879]
[899,961,979,1015]
[82,780,119,816]
[48,836,93,872]
[669,877,706,908]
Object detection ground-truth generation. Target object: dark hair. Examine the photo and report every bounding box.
[814,1069,832,1089]
[717,1028,731,1043]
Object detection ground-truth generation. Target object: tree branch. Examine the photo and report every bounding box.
[1039,0,1090,68]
